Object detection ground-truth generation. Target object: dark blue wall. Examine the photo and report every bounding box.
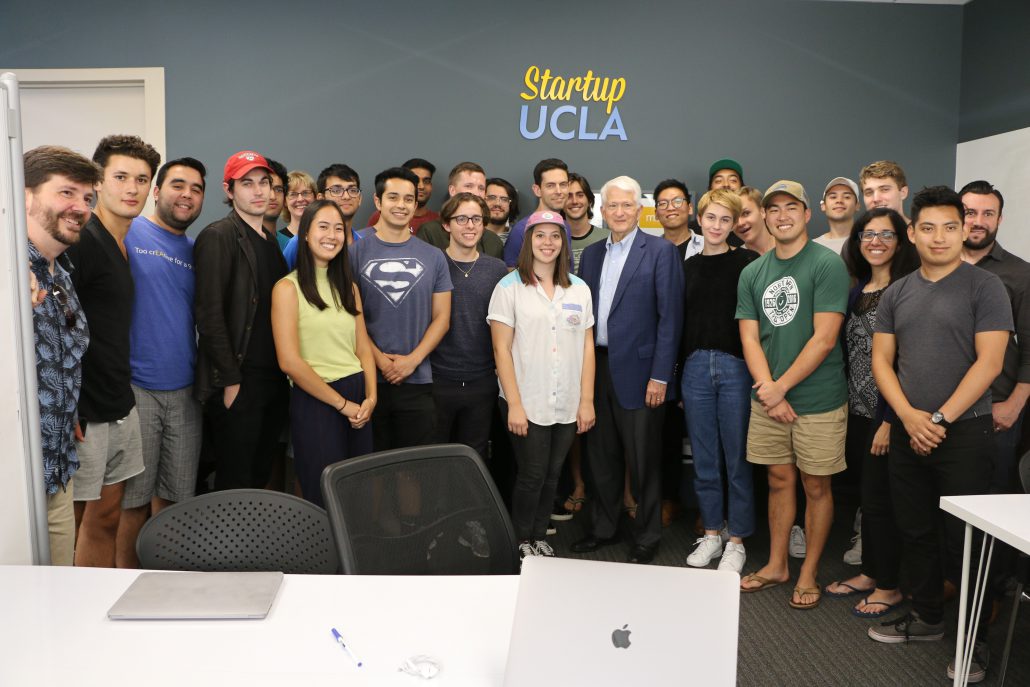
[959,0,1030,142]
[1,0,964,231]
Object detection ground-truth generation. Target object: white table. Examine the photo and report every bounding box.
[940,494,1030,686]
[0,566,519,687]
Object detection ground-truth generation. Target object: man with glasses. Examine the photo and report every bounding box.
[283,163,363,269]
[654,179,702,261]
[485,177,519,245]
[194,150,289,490]
[572,175,684,564]
[417,162,504,259]
[503,158,572,268]
[566,172,608,274]
[367,158,440,234]
[24,145,100,565]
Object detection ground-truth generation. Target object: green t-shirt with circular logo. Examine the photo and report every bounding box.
[735,240,849,415]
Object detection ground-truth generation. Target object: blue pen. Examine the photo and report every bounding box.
[331,627,364,667]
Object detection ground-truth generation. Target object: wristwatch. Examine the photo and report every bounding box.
[931,411,951,429]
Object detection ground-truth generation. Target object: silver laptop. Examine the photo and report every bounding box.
[107,571,284,620]
[504,557,739,686]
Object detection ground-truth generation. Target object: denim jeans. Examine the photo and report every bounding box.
[680,350,754,538]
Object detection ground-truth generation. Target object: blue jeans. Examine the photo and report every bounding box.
[681,350,754,538]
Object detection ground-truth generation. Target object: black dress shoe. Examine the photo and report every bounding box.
[571,535,620,553]
[627,544,658,564]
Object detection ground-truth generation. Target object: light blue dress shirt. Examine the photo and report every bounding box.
[595,228,638,347]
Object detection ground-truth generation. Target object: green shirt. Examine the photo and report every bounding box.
[735,240,849,415]
[570,224,610,275]
[282,268,363,383]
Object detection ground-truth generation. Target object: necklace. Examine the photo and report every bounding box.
[447,251,479,278]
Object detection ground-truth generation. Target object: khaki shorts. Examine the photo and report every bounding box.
[47,482,74,566]
[746,399,847,476]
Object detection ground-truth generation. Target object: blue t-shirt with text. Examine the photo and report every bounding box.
[125,217,196,390]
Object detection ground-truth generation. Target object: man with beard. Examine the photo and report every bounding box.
[25,146,99,565]
[262,158,288,242]
[115,157,207,568]
[485,177,519,245]
[68,134,161,568]
[566,172,608,274]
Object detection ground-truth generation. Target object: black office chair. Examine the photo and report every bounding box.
[320,444,518,575]
[997,450,1030,685]
[136,489,340,574]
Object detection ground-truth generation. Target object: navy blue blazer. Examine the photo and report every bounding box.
[579,229,684,410]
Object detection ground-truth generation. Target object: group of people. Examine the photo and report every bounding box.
[25,137,1026,682]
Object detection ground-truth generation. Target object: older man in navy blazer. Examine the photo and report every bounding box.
[572,175,684,563]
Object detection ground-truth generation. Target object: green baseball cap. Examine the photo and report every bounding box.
[708,158,744,184]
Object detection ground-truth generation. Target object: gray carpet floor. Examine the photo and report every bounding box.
[546,491,1030,686]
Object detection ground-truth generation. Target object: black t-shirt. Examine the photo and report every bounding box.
[680,248,758,361]
[67,214,136,422]
[243,226,287,372]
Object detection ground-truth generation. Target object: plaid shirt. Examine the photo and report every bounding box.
[29,240,89,494]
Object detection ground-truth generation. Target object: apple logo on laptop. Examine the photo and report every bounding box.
[611,624,632,649]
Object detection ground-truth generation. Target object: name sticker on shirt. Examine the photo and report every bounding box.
[562,303,582,312]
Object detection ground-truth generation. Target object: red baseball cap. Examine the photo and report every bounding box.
[223,150,271,184]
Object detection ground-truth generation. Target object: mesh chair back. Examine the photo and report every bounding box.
[136,489,339,574]
[321,444,518,575]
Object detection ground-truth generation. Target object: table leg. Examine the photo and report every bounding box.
[954,523,971,687]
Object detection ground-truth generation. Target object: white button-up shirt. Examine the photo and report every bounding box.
[487,271,594,426]
[595,228,638,346]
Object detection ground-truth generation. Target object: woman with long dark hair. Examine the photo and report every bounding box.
[488,211,596,562]
[824,208,918,617]
[271,200,376,506]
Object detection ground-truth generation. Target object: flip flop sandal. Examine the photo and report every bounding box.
[824,580,876,598]
[740,573,784,593]
[564,496,586,513]
[789,586,822,610]
[852,597,903,619]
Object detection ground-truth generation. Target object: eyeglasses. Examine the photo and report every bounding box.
[655,197,688,210]
[325,185,361,198]
[51,284,76,328]
[287,190,314,201]
[449,215,484,226]
[859,230,897,243]
[486,194,511,205]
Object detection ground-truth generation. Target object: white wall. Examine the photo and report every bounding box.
[956,125,1030,260]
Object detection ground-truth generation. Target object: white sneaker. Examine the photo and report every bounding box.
[717,542,746,574]
[686,535,724,567]
[534,540,556,557]
[789,525,807,559]
[843,533,862,566]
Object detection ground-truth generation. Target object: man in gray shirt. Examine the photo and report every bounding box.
[869,186,1011,683]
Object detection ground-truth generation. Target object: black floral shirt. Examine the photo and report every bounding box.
[29,240,89,494]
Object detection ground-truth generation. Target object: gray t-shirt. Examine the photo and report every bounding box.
[350,230,453,384]
[875,262,1013,420]
[431,254,508,381]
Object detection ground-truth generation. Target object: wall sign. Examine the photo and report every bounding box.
[518,66,627,141]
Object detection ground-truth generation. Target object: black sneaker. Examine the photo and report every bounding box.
[868,611,945,644]
[517,540,537,562]
[947,641,989,683]
[534,540,556,557]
